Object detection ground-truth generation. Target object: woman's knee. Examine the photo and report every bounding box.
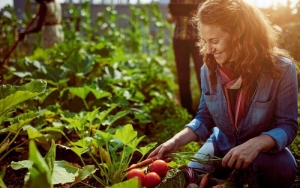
[252,148,297,188]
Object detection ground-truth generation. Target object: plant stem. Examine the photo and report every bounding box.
[88,152,108,186]
[0,141,26,161]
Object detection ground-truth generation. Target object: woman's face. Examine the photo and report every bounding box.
[200,23,233,65]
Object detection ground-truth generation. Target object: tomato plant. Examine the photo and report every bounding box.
[149,159,169,176]
[144,172,161,188]
[127,168,146,185]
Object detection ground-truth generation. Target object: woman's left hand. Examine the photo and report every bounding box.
[222,135,276,170]
[222,139,259,169]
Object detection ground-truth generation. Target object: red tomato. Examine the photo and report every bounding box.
[149,160,169,176]
[127,168,146,185]
[144,172,161,188]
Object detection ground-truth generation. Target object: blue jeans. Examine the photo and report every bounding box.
[188,128,298,188]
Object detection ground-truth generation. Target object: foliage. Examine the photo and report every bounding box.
[280,23,300,61]
[58,124,156,187]
[108,178,140,188]
[23,140,53,188]
[0,80,46,161]
[11,140,96,186]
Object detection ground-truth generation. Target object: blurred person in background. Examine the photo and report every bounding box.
[167,0,204,116]
[18,0,64,48]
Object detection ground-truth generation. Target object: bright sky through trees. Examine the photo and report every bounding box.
[244,0,298,8]
[0,0,299,9]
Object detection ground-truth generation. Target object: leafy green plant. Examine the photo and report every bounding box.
[12,140,96,187]
[63,124,156,187]
[23,140,54,188]
[0,80,47,161]
[281,23,300,61]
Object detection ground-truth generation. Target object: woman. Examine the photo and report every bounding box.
[148,0,299,187]
[18,0,64,49]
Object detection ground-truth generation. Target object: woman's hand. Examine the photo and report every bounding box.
[147,138,179,160]
[222,139,259,169]
[147,128,198,160]
[222,135,276,169]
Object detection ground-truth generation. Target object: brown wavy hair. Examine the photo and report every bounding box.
[191,0,294,91]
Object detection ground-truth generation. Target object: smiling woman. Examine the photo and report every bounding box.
[147,0,299,187]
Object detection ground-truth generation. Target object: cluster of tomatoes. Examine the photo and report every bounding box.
[127,160,169,188]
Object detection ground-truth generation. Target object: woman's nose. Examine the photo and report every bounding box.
[206,43,215,54]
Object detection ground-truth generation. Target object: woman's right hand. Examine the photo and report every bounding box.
[147,138,179,159]
[147,128,198,160]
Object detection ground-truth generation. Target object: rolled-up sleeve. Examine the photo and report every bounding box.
[185,65,216,142]
[261,57,298,152]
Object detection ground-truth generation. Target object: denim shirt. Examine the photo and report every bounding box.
[186,56,298,154]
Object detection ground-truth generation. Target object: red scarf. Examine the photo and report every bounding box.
[217,65,247,132]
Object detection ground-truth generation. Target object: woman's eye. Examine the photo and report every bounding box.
[211,40,219,44]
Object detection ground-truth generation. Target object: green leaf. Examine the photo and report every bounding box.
[97,104,118,122]
[38,88,58,103]
[138,142,157,156]
[85,108,100,123]
[8,112,40,132]
[26,126,44,139]
[52,161,96,185]
[127,135,144,150]
[90,88,111,100]
[96,130,113,144]
[26,126,50,150]
[105,110,130,125]
[51,161,83,185]
[44,140,56,176]
[41,66,68,82]
[12,159,96,186]
[70,165,96,186]
[108,178,139,188]
[11,160,33,170]
[72,137,93,148]
[0,80,47,116]
[23,140,53,188]
[114,124,137,145]
[71,146,89,156]
[68,86,91,100]
[63,50,94,75]
[61,116,85,131]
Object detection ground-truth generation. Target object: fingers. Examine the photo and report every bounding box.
[241,159,252,169]
[222,150,231,168]
[222,150,253,170]
[147,144,163,159]
[157,145,166,159]
[147,143,171,159]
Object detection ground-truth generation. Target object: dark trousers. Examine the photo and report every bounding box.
[173,38,203,115]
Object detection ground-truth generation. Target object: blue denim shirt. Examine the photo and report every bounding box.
[186,56,298,154]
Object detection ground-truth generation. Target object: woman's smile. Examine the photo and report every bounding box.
[200,23,233,65]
